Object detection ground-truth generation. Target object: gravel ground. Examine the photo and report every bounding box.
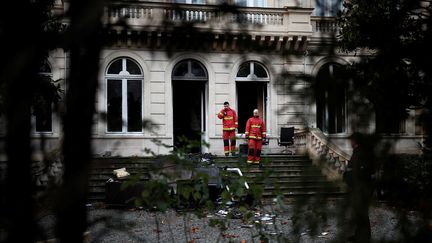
[83,200,427,243]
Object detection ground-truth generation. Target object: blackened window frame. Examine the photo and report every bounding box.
[316,62,347,134]
[32,62,54,134]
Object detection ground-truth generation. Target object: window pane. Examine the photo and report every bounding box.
[107,59,123,74]
[255,0,266,7]
[127,80,142,132]
[34,101,52,132]
[235,0,247,6]
[376,107,404,134]
[126,59,142,75]
[191,61,206,77]
[39,60,51,74]
[254,63,268,78]
[316,63,346,134]
[237,62,250,77]
[173,61,188,77]
[107,79,123,132]
[313,0,342,16]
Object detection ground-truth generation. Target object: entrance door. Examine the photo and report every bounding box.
[172,59,208,153]
[236,82,267,133]
[173,81,206,152]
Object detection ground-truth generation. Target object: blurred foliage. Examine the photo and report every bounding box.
[338,0,432,145]
[0,0,66,117]
[378,154,432,202]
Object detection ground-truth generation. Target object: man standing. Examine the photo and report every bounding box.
[345,132,374,243]
[245,109,266,165]
[217,101,238,156]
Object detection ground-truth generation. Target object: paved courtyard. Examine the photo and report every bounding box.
[76,200,425,243]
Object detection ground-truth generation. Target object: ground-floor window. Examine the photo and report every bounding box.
[172,59,208,153]
[33,101,52,132]
[106,57,143,133]
[236,82,267,133]
[236,61,269,133]
[375,106,406,134]
[316,63,347,134]
[32,61,53,133]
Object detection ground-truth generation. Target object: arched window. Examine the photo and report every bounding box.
[236,61,269,81]
[172,59,207,81]
[33,61,53,133]
[105,57,144,132]
[236,61,269,133]
[316,63,347,134]
[171,59,208,152]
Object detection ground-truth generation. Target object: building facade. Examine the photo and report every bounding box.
[0,0,424,160]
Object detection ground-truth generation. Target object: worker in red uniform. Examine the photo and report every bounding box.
[245,109,266,165]
[217,101,238,156]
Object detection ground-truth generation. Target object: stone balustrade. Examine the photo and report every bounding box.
[104,2,313,38]
[311,16,339,37]
[294,128,350,180]
[106,3,286,26]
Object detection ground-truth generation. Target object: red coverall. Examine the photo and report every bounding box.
[245,116,266,164]
[217,108,238,155]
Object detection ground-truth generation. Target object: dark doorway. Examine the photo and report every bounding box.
[236,82,267,133]
[316,63,347,134]
[173,81,206,153]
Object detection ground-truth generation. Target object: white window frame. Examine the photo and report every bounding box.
[105,57,144,134]
[235,61,270,135]
[235,61,270,82]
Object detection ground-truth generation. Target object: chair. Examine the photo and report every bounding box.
[277,127,295,154]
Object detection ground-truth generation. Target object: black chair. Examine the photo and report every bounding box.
[277,127,295,154]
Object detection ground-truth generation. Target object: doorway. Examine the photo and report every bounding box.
[172,59,208,153]
[236,82,267,133]
[172,81,206,153]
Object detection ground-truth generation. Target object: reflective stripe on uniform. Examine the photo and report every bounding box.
[223,116,233,120]
[251,125,261,128]
[248,136,262,140]
[223,127,236,131]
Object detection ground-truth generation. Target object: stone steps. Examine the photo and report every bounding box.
[87,155,346,202]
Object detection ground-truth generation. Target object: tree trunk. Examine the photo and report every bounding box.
[0,0,47,241]
[56,0,104,242]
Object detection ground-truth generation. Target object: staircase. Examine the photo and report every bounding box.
[88,154,346,202]
[214,155,345,198]
[89,157,154,202]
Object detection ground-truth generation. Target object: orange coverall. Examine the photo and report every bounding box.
[245,116,266,164]
[217,108,238,155]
